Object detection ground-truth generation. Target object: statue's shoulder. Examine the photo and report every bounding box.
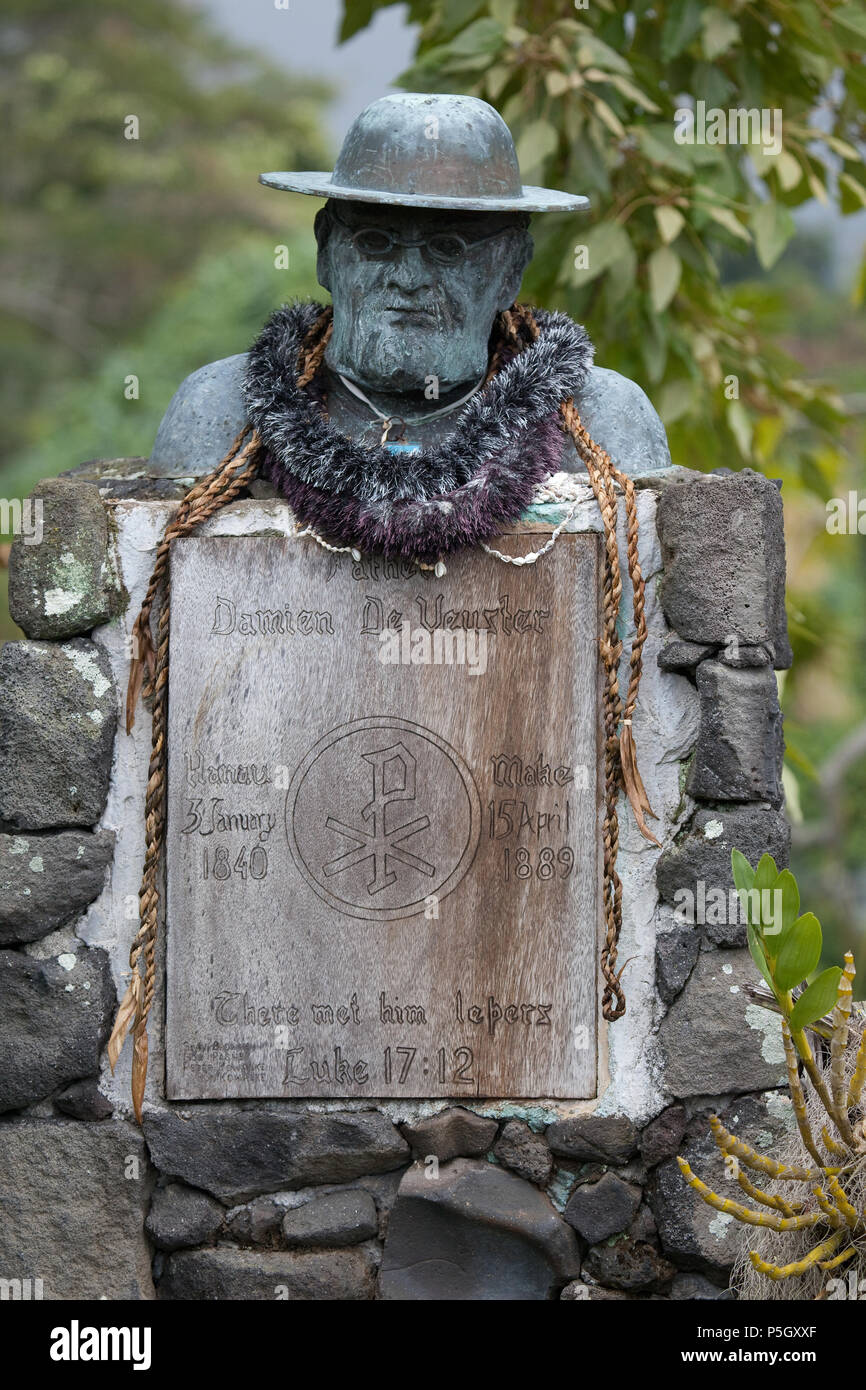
[571,364,671,476]
[150,353,250,478]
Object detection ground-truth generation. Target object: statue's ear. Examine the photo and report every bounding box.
[314,207,332,293]
[496,227,534,310]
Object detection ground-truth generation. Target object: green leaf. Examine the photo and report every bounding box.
[545,70,571,98]
[748,853,778,933]
[576,34,633,76]
[606,73,661,114]
[747,922,775,990]
[661,0,703,61]
[635,125,693,176]
[840,173,866,215]
[833,4,866,42]
[703,203,751,243]
[339,0,375,43]
[731,849,755,896]
[648,245,681,313]
[655,206,685,244]
[590,94,626,139]
[701,8,740,61]
[752,201,796,270]
[727,400,752,459]
[762,868,798,945]
[775,150,802,193]
[775,870,800,932]
[569,221,633,286]
[774,912,823,992]
[437,0,488,42]
[789,968,844,1033]
[657,378,695,424]
[448,17,505,57]
[515,119,558,179]
[754,853,779,894]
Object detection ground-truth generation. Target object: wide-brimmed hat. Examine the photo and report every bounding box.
[260,93,588,214]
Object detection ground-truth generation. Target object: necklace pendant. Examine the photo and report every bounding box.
[381,415,407,446]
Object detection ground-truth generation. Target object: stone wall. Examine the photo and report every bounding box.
[0,462,793,1300]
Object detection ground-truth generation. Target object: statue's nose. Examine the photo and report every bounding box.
[386,243,433,292]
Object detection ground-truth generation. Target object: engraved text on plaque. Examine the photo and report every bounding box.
[165,533,602,1099]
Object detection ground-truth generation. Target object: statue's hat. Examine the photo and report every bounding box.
[260,93,588,214]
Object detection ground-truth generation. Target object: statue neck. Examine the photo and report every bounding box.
[321,367,483,448]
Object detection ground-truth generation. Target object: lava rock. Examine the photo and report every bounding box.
[0,1118,153,1298]
[281,1190,378,1248]
[142,1107,409,1204]
[0,829,115,945]
[583,1237,676,1293]
[658,949,787,1097]
[560,1280,633,1301]
[61,457,192,501]
[657,469,791,666]
[146,1183,224,1252]
[640,1105,687,1169]
[717,643,774,668]
[649,1093,796,1280]
[628,1202,658,1243]
[546,1115,638,1166]
[224,1197,283,1247]
[401,1107,498,1162]
[0,640,117,829]
[161,1244,378,1300]
[54,1077,113,1121]
[351,1169,404,1240]
[657,637,717,673]
[493,1119,553,1187]
[564,1172,642,1243]
[8,478,120,638]
[656,805,790,948]
[671,1272,733,1299]
[380,1158,580,1300]
[687,663,783,805]
[656,925,701,1004]
[0,945,114,1112]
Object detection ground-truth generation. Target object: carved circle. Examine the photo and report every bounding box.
[286,716,480,920]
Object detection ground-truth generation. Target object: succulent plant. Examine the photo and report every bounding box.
[678,852,866,1292]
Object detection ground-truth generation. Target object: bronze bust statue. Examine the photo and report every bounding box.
[151,93,670,481]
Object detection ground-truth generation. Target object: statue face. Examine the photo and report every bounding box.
[316,200,532,394]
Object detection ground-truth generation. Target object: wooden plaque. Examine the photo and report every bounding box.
[164,532,602,1099]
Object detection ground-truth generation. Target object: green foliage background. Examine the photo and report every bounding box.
[1,0,864,962]
[0,0,331,497]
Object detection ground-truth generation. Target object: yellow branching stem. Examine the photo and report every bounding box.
[822,1126,849,1158]
[830,956,857,1146]
[791,1023,839,1122]
[818,1246,857,1273]
[736,1166,800,1217]
[781,1019,825,1167]
[677,1159,830,1230]
[812,1186,846,1228]
[826,1174,860,1228]
[749,1231,846,1282]
[709,1115,833,1180]
[847,1023,866,1111]
[847,1033,866,1112]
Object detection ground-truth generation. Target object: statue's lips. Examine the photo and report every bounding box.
[382,305,438,323]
